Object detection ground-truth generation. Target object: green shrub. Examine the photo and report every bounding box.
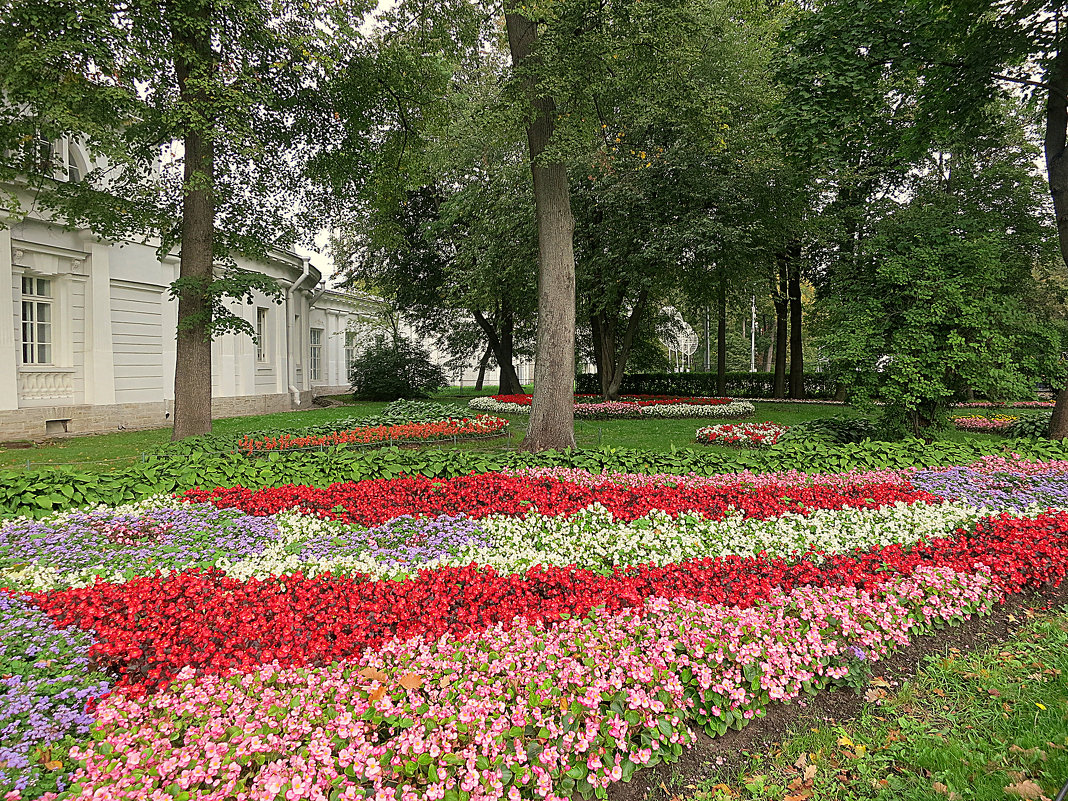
[349,335,446,401]
[1005,411,1052,439]
[778,415,876,444]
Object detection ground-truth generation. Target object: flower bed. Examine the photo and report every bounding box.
[237,415,508,453]
[950,414,1016,433]
[468,394,755,419]
[695,422,788,447]
[952,400,1055,409]
[5,456,1068,800]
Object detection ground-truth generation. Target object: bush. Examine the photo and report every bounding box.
[349,335,446,401]
[1005,411,1053,439]
[573,371,837,399]
[778,415,876,445]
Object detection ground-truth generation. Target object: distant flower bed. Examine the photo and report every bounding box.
[469,394,755,419]
[696,422,789,447]
[951,415,1016,433]
[952,401,1055,409]
[238,415,508,452]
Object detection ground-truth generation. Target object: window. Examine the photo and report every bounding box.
[20,277,52,365]
[309,327,323,381]
[256,308,268,362]
[345,330,358,377]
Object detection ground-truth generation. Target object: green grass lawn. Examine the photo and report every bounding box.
[0,393,1002,473]
[676,606,1068,801]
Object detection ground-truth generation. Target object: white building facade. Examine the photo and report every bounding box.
[0,213,384,440]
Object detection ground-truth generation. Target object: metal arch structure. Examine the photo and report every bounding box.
[659,306,698,372]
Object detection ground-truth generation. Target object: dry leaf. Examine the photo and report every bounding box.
[783,791,812,801]
[1009,745,1048,761]
[711,784,733,796]
[837,735,854,747]
[804,765,817,781]
[368,686,387,703]
[869,677,891,688]
[788,777,804,791]
[1004,780,1047,800]
[359,667,388,683]
[931,687,946,697]
[793,753,808,768]
[397,673,423,690]
[44,760,63,771]
[865,687,887,703]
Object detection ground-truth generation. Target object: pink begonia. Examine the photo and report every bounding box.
[507,453,1068,488]
[504,466,913,488]
[54,567,996,801]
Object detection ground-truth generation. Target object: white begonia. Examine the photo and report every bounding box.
[8,497,1055,591]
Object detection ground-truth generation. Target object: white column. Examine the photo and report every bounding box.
[0,230,18,410]
[274,300,287,394]
[161,257,178,402]
[82,240,116,404]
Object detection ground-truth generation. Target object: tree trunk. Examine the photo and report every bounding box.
[170,5,215,441]
[506,10,576,451]
[474,346,492,391]
[594,290,647,401]
[787,242,804,399]
[471,309,524,396]
[716,274,727,396]
[1045,39,1068,438]
[773,254,788,399]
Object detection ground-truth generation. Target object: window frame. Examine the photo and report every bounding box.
[255,307,269,363]
[20,276,53,366]
[309,327,323,381]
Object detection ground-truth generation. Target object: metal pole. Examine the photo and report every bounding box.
[750,295,757,373]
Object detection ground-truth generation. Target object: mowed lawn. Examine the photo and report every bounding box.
[0,390,1004,473]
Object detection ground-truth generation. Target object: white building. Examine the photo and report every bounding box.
[0,210,387,439]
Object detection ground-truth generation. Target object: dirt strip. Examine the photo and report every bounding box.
[608,583,1068,801]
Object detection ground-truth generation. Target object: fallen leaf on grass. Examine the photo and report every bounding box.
[1009,745,1048,761]
[804,765,817,781]
[932,782,961,800]
[1004,780,1049,800]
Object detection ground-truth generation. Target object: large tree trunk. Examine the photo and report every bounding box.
[170,5,215,441]
[506,10,576,451]
[474,346,492,391]
[1046,41,1068,438]
[787,242,805,399]
[471,306,523,396]
[716,274,727,396]
[773,255,788,399]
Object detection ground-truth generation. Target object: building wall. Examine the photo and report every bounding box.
[0,219,382,440]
